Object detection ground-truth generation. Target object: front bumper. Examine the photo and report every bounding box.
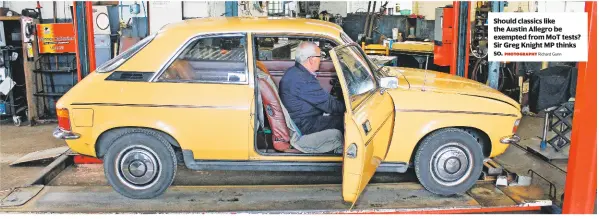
[53,127,81,140]
[500,134,521,144]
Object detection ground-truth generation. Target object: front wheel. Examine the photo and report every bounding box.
[103,129,177,199]
[414,128,484,196]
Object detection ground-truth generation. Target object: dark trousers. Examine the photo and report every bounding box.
[297,115,344,135]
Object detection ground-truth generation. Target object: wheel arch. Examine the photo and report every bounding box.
[408,126,492,165]
[95,126,181,158]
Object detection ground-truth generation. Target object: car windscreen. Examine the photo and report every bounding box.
[335,45,377,109]
[340,32,382,78]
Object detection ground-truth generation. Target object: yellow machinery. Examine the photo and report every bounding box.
[391,41,434,53]
[361,42,390,56]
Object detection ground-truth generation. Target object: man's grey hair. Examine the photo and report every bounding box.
[295,41,319,63]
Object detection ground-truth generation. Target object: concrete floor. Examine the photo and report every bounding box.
[48,164,416,187]
[0,116,568,206]
[494,115,568,205]
[0,123,65,191]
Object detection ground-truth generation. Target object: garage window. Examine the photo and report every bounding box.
[267,1,284,16]
[157,34,248,84]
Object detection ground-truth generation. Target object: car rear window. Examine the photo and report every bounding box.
[255,36,338,61]
[156,34,248,84]
[96,33,156,73]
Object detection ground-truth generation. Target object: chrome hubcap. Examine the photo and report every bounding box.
[115,145,160,189]
[430,143,473,186]
[129,160,147,177]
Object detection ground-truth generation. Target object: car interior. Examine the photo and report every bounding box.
[252,36,346,156]
[157,35,347,155]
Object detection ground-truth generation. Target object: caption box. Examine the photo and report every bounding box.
[488,12,588,62]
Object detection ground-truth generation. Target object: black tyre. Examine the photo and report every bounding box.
[103,129,177,199]
[414,128,484,196]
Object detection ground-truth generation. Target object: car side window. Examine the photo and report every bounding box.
[255,36,337,61]
[157,34,248,84]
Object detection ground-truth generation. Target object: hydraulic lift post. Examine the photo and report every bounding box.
[562,1,597,214]
[71,1,102,164]
[5,1,592,214]
[450,1,459,75]
[434,1,470,77]
[455,1,470,77]
[487,1,503,89]
[73,1,96,81]
[85,1,96,72]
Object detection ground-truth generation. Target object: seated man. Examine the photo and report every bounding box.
[279,42,345,136]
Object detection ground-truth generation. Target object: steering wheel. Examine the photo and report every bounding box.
[329,78,344,100]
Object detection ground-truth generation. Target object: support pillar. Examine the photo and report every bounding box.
[73,1,96,81]
[487,1,502,89]
[450,1,459,75]
[73,1,89,81]
[85,1,96,72]
[225,1,238,17]
[455,1,470,77]
[562,1,597,214]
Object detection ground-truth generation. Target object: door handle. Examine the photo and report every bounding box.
[362,120,371,134]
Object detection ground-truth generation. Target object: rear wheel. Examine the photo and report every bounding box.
[414,128,484,196]
[103,129,177,199]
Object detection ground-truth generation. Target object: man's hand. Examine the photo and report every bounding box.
[296,79,345,114]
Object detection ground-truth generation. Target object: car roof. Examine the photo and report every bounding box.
[158,17,344,39]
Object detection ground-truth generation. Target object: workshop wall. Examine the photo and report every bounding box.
[319,1,348,17]
[503,1,532,12]
[183,1,224,18]
[413,1,451,20]
[1,1,149,27]
[149,1,228,33]
[342,14,434,42]
[537,1,585,12]
[149,1,182,34]
[1,1,72,22]
[346,1,413,15]
[182,1,268,19]
[347,1,374,14]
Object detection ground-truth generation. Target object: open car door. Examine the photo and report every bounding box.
[330,44,395,205]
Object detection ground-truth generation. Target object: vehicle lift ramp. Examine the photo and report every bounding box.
[1,0,587,212]
[0,150,554,213]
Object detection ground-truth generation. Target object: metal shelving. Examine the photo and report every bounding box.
[33,53,77,118]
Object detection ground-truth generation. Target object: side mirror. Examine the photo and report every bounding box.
[380,76,399,89]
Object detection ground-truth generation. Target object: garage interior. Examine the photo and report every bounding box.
[0,0,595,214]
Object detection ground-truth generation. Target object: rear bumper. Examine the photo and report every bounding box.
[53,127,81,140]
[499,134,520,144]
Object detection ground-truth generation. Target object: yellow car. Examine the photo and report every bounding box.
[53,17,521,203]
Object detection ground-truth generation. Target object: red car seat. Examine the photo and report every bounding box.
[256,61,299,153]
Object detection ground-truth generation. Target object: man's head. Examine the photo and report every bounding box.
[295,42,322,73]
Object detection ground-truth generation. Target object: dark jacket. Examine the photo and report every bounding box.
[279,62,345,132]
